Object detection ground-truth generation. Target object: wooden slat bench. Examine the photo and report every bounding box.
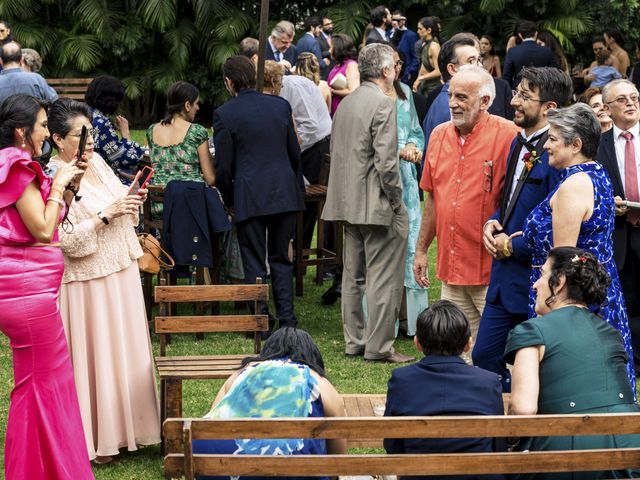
[47,78,93,100]
[155,281,269,450]
[163,413,640,479]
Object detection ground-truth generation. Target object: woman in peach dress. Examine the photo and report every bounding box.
[47,98,161,463]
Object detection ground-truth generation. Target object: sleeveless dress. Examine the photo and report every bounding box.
[522,162,635,393]
[327,59,357,117]
[418,39,440,95]
[193,359,328,480]
[0,147,94,479]
[505,306,640,479]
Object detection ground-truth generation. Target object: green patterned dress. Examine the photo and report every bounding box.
[146,123,209,186]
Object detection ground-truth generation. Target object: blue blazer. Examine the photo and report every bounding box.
[397,29,420,83]
[502,41,557,88]
[485,137,560,313]
[296,33,323,67]
[213,89,304,223]
[384,355,505,480]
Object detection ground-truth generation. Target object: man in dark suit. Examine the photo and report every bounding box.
[474,67,571,392]
[214,56,304,332]
[502,20,557,88]
[265,20,298,73]
[365,5,391,45]
[296,16,324,72]
[384,300,505,480]
[598,78,640,373]
[317,17,334,80]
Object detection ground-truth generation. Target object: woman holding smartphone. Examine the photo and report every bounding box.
[0,94,94,478]
[47,98,161,463]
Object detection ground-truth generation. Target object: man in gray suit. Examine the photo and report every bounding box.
[323,43,414,364]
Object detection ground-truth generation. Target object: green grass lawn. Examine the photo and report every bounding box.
[0,130,441,478]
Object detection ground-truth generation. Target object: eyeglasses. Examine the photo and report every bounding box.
[68,128,95,138]
[0,29,7,33]
[512,89,545,103]
[607,94,640,106]
[395,60,404,68]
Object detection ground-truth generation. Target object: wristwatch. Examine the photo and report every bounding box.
[503,239,511,258]
[97,211,109,225]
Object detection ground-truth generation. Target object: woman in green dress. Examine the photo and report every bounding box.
[505,246,640,479]
[412,17,440,95]
[146,81,215,186]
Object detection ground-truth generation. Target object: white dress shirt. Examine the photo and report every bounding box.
[507,124,550,204]
[612,122,640,196]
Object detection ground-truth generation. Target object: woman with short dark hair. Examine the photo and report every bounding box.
[193,328,346,480]
[0,94,94,478]
[506,247,640,478]
[326,33,360,116]
[513,103,635,391]
[85,75,144,177]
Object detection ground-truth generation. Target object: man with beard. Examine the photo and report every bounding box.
[473,67,572,391]
[318,17,334,80]
[366,5,392,44]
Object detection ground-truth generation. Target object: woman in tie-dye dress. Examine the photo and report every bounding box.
[520,104,635,394]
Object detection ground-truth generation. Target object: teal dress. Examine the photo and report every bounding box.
[397,82,428,335]
[504,306,640,479]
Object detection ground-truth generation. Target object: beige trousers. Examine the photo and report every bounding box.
[342,217,407,360]
[440,282,488,344]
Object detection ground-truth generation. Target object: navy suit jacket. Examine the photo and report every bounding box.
[265,44,298,67]
[485,136,560,313]
[384,355,505,480]
[296,33,323,67]
[213,89,304,223]
[397,29,420,82]
[502,41,557,88]
[597,128,640,270]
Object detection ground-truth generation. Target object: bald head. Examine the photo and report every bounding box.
[1,41,22,66]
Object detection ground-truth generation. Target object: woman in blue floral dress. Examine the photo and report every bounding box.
[391,50,428,336]
[520,104,635,392]
[192,328,346,480]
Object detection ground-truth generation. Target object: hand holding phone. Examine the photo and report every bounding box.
[77,125,88,161]
[127,166,154,195]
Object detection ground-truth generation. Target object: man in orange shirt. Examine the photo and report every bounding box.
[413,64,520,343]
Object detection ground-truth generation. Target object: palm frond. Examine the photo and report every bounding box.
[479,0,509,15]
[59,34,104,72]
[0,0,40,19]
[204,41,238,72]
[325,1,372,43]
[137,0,177,32]
[122,75,147,99]
[75,0,125,40]
[192,0,234,32]
[212,11,252,42]
[148,62,183,93]
[164,19,197,69]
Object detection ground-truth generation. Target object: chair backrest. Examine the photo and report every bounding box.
[155,279,269,355]
[143,184,165,233]
[317,153,331,186]
[46,78,93,100]
[163,414,640,480]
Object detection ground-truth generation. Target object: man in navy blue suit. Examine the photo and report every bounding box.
[265,21,298,73]
[296,16,325,75]
[473,67,572,391]
[502,20,558,88]
[214,56,304,332]
[384,300,505,480]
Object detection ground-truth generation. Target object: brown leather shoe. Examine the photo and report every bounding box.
[368,352,415,363]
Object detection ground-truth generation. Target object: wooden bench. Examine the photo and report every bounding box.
[47,78,93,100]
[155,282,270,441]
[163,413,640,479]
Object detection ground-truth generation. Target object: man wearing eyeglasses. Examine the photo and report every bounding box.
[414,65,519,353]
[0,42,57,103]
[597,78,640,375]
[475,67,572,391]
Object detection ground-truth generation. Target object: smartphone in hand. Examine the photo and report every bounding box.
[77,126,89,161]
[127,166,154,195]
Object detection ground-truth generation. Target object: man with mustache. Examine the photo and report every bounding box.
[473,67,572,391]
[414,65,518,356]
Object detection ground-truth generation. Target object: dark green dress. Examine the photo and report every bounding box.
[504,306,640,479]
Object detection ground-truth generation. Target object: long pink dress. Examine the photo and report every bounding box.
[0,147,94,479]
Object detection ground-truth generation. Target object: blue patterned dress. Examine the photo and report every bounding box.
[523,163,636,393]
[397,83,428,336]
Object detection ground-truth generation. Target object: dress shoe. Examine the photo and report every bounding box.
[367,352,415,364]
[321,282,341,305]
[345,351,363,358]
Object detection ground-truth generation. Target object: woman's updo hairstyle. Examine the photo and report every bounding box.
[546,247,610,308]
[84,75,125,115]
[48,98,92,150]
[0,93,48,150]
[161,81,199,126]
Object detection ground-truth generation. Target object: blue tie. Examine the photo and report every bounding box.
[274,51,281,62]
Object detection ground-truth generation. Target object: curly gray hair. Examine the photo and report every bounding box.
[358,43,394,82]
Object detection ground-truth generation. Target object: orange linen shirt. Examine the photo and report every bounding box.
[420,112,520,286]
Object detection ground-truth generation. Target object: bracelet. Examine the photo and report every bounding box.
[50,186,65,196]
[97,211,109,225]
[47,197,65,208]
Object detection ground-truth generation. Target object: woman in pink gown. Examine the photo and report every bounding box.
[0,94,94,479]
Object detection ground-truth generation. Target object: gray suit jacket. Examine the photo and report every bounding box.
[322,81,403,226]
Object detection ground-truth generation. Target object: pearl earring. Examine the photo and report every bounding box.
[60,147,64,153]
[21,140,26,149]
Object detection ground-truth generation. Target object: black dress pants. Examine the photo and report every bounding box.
[301,137,330,251]
[620,229,640,372]
[236,212,298,329]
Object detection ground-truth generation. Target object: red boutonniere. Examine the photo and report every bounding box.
[519,150,541,181]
